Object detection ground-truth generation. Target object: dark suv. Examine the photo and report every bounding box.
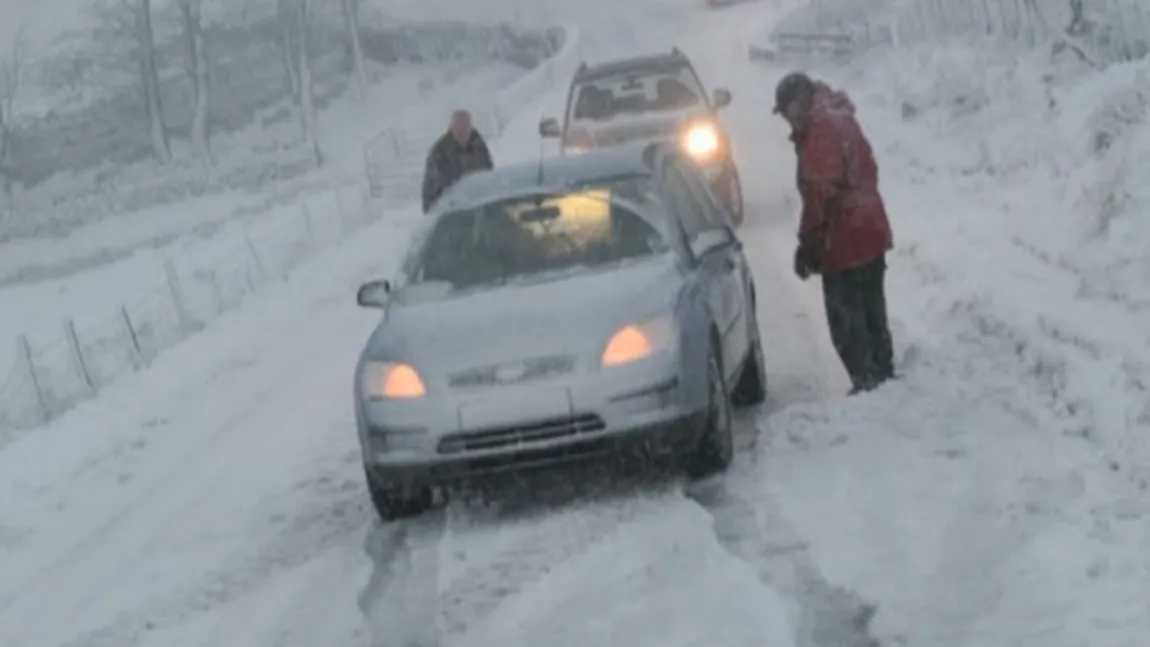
[539,47,745,226]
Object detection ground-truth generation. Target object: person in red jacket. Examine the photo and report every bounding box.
[774,72,895,394]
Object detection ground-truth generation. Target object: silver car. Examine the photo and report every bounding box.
[353,142,767,521]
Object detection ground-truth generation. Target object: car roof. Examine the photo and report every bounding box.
[574,51,693,83]
[438,142,659,211]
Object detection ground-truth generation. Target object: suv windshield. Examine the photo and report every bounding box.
[408,176,670,291]
[569,64,704,123]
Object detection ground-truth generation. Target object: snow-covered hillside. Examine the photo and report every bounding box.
[1,0,1147,646]
[737,6,1150,645]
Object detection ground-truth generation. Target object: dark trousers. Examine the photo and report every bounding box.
[821,254,894,391]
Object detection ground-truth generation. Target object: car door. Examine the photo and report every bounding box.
[660,156,745,379]
[668,156,750,379]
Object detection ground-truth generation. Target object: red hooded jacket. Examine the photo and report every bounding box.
[791,82,892,274]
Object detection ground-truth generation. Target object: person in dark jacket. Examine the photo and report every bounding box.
[421,109,494,213]
[774,71,895,394]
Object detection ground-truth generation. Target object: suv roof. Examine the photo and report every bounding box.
[573,47,692,83]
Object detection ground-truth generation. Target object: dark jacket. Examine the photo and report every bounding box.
[791,82,892,274]
[421,130,494,213]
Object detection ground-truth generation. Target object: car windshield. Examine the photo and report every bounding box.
[569,64,703,123]
[408,176,671,291]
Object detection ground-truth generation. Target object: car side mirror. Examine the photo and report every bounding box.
[712,88,732,108]
[539,117,561,138]
[689,228,734,259]
[356,279,391,308]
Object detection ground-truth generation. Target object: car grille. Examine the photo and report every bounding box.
[447,355,575,389]
[437,414,606,454]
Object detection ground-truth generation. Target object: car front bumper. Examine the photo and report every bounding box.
[357,356,708,486]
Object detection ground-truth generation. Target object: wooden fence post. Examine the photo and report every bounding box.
[16,335,48,423]
[63,317,95,394]
[164,258,192,335]
[119,305,143,367]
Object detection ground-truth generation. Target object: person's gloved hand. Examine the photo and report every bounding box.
[793,245,817,280]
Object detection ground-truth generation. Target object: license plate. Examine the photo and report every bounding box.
[457,388,572,430]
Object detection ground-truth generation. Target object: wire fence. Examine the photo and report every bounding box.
[0,24,582,444]
[884,0,1150,59]
[0,182,374,440]
[758,0,1150,63]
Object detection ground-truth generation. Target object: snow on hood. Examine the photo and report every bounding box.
[366,256,682,372]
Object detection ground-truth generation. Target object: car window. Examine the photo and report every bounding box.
[408,176,672,291]
[670,157,730,229]
[659,162,711,237]
[568,64,705,124]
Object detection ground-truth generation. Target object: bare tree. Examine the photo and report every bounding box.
[297,0,322,164]
[278,0,322,165]
[177,0,212,162]
[0,27,26,199]
[136,0,171,161]
[341,0,367,100]
[1066,0,1086,35]
[277,0,300,98]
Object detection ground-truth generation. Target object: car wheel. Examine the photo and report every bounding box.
[685,347,734,478]
[364,466,432,522]
[732,304,768,406]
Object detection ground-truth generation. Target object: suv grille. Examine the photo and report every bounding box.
[437,414,606,454]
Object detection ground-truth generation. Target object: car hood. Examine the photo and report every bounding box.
[365,258,683,375]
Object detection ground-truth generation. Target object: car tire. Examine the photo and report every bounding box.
[732,304,768,407]
[685,346,735,478]
[364,466,432,522]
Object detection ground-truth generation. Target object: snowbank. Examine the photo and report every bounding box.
[839,42,1150,484]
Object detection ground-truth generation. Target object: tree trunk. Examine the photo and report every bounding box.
[294,0,322,166]
[179,0,212,162]
[278,0,300,99]
[1066,0,1085,34]
[0,114,11,199]
[136,0,170,162]
[341,0,367,100]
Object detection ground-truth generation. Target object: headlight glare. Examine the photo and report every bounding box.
[361,361,426,400]
[601,317,675,367]
[682,122,721,159]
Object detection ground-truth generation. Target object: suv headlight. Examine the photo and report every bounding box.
[682,122,721,160]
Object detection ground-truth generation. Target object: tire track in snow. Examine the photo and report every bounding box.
[358,472,685,645]
[685,472,881,647]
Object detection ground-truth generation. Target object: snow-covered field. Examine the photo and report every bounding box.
[2,0,1148,645]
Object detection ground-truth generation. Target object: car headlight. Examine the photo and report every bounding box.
[360,361,426,400]
[563,144,590,155]
[601,317,675,367]
[682,122,722,160]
